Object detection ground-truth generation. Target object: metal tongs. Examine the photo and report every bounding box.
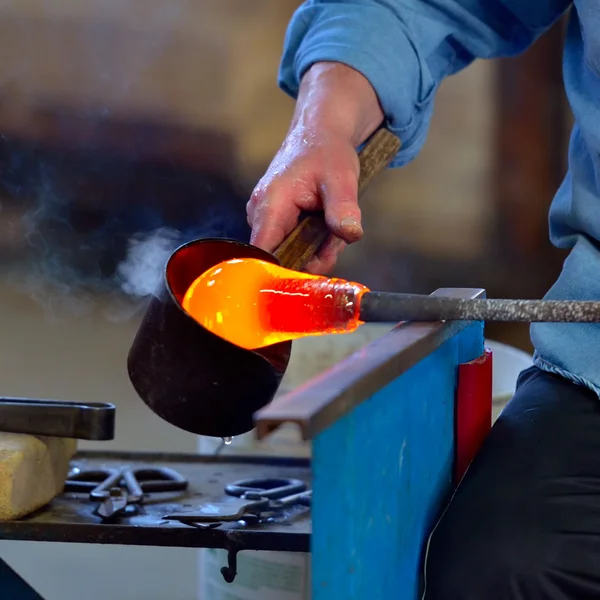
[0,397,115,440]
[65,466,188,520]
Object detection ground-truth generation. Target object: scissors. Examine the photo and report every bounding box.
[65,466,188,520]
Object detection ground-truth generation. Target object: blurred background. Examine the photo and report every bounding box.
[0,1,571,598]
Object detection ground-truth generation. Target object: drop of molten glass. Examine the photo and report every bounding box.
[182,258,370,350]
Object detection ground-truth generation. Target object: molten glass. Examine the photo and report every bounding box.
[182,258,370,350]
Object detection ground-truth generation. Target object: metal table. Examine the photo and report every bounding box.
[0,451,311,597]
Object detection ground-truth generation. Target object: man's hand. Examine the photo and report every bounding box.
[248,127,362,273]
[247,62,384,274]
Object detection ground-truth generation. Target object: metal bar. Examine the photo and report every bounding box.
[0,398,115,440]
[0,522,310,553]
[253,288,486,441]
[359,293,600,323]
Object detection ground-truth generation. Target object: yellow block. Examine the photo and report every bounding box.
[0,433,77,521]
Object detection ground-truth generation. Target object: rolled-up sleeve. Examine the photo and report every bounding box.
[278,0,571,167]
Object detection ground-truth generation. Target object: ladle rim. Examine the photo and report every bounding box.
[162,236,290,360]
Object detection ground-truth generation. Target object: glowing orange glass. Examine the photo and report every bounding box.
[182,258,370,350]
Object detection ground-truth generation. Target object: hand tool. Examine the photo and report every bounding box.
[224,477,306,499]
[0,398,115,440]
[163,476,312,525]
[95,487,130,519]
[127,127,401,439]
[359,292,600,323]
[65,465,188,520]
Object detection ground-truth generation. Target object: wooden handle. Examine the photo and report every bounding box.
[273,127,401,271]
[356,128,403,193]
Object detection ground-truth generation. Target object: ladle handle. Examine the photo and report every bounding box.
[273,127,401,271]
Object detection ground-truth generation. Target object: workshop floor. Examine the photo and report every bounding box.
[0,284,201,600]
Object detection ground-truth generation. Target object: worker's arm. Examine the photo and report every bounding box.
[279,0,571,166]
[248,0,572,272]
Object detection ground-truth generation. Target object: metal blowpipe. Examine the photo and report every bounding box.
[358,293,600,324]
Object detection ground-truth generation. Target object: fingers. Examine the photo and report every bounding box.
[247,183,305,252]
[248,170,360,253]
[304,235,346,274]
[317,168,363,245]
[247,133,362,272]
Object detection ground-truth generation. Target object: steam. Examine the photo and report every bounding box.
[102,227,184,323]
[115,227,180,298]
[7,220,240,323]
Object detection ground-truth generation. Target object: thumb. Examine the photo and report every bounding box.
[319,172,363,244]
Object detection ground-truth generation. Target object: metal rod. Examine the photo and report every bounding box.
[359,293,600,323]
[255,288,486,441]
[0,398,116,440]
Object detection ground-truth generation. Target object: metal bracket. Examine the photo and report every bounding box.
[220,547,240,583]
[455,347,494,483]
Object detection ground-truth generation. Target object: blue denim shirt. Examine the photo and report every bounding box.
[279,1,600,395]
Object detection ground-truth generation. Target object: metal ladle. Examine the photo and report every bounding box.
[127,128,401,438]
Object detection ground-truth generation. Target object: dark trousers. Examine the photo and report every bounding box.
[424,366,600,599]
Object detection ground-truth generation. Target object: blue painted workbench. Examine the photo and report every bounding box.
[254,287,492,600]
